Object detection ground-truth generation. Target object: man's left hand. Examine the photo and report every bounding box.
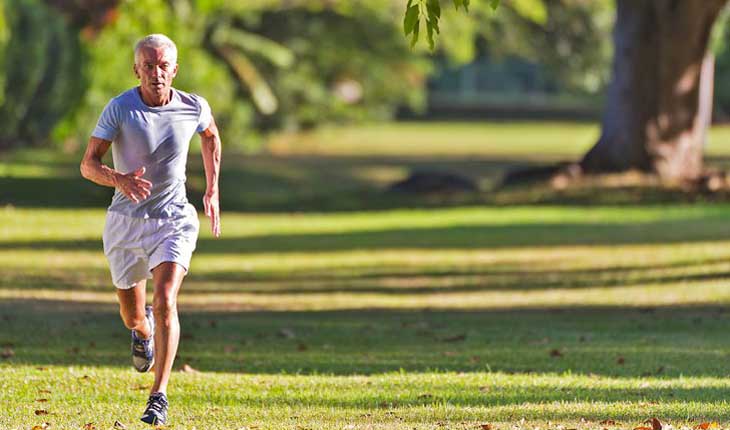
[203,190,220,238]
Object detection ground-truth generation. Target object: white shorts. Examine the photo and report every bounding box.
[103,204,200,289]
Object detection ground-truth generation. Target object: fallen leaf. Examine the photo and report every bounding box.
[113,421,127,430]
[36,367,47,371]
[34,410,49,416]
[36,399,48,403]
[647,417,662,430]
[83,423,96,430]
[633,426,652,430]
[441,334,467,343]
[617,357,625,365]
[481,425,493,430]
[479,386,490,392]
[694,423,719,430]
[601,419,617,426]
[38,389,51,394]
[180,363,199,373]
[418,393,433,399]
[31,423,50,430]
[550,349,563,358]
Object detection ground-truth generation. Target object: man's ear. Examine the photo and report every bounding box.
[133,63,140,79]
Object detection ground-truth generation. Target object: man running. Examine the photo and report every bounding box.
[80,33,221,426]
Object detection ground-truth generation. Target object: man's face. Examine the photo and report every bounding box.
[134,46,178,99]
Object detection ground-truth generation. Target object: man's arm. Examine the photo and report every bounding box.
[80,136,152,203]
[199,117,221,238]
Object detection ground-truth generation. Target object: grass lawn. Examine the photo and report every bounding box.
[3,122,730,429]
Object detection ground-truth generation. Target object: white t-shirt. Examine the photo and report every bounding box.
[92,87,211,219]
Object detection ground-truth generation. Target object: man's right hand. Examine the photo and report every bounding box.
[115,166,152,203]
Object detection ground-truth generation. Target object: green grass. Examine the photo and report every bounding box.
[4,122,730,429]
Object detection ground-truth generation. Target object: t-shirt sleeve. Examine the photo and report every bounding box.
[196,96,212,133]
[91,99,121,141]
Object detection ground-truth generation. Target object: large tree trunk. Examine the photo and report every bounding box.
[580,0,727,182]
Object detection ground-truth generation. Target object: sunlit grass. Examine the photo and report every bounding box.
[4,204,730,428]
[5,122,730,428]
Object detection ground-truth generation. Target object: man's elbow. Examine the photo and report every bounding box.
[80,159,93,180]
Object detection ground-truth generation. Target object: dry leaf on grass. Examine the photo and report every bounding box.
[31,423,50,430]
[113,421,127,430]
[34,409,49,415]
[694,423,719,430]
[82,423,96,430]
[647,417,662,430]
[180,363,199,373]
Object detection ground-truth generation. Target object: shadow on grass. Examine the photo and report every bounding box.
[4,257,730,296]
[4,214,730,254]
[0,153,513,211]
[2,299,730,380]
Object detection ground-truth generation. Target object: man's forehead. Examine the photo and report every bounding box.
[137,46,175,63]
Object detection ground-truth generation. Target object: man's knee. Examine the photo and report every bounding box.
[120,311,146,331]
[152,290,178,319]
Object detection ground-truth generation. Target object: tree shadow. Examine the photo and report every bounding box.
[4,214,730,254]
[2,299,730,380]
[0,152,525,211]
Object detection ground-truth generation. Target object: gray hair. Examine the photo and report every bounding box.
[134,34,178,64]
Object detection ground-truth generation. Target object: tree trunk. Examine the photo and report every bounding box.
[580,0,727,182]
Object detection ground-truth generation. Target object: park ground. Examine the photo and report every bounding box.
[4,122,730,429]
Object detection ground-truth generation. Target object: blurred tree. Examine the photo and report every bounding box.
[0,0,121,149]
[221,5,430,131]
[412,0,728,182]
[1,0,430,150]
[580,1,726,181]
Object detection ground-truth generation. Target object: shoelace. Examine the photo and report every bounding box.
[146,395,168,414]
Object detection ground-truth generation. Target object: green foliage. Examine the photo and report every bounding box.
[52,0,429,149]
[56,0,247,150]
[0,0,84,148]
[403,0,612,95]
[229,7,430,131]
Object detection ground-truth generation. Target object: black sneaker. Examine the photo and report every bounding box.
[131,305,155,372]
[140,392,168,425]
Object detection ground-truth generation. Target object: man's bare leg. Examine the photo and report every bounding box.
[150,262,186,394]
[117,280,151,339]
